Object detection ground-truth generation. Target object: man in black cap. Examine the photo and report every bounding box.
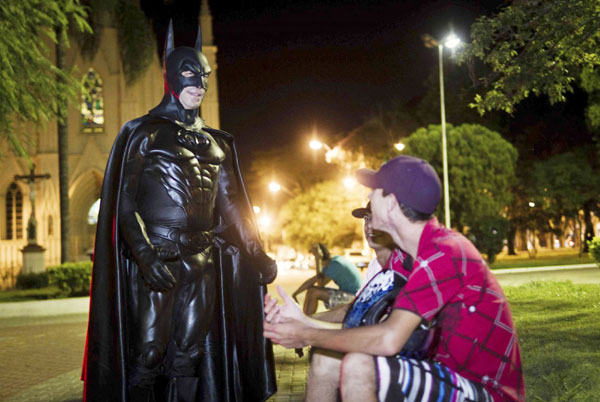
[264,155,525,402]
[265,202,398,401]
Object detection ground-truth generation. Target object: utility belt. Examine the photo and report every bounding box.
[145,224,214,255]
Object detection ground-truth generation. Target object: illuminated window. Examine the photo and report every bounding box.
[81,68,104,133]
[5,183,23,240]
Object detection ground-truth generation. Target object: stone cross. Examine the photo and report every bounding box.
[14,165,51,245]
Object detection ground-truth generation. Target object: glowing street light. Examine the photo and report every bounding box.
[424,32,462,228]
[309,139,325,150]
[343,176,356,189]
[394,142,405,151]
[258,214,272,229]
[253,205,261,214]
[268,181,281,193]
[529,202,535,208]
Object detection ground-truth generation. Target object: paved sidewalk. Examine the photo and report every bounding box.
[1,344,308,402]
[2,264,599,401]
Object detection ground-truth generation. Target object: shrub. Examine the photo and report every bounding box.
[587,236,600,267]
[0,286,64,302]
[16,271,50,289]
[48,261,92,297]
[467,216,510,264]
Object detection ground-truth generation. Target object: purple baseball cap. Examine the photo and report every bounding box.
[355,156,441,215]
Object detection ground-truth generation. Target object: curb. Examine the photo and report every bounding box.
[491,263,597,274]
[0,296,89,319]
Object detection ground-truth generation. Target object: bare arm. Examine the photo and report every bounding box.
[311,303,350,323]
[263,308,421,356]
[291,275,320,301]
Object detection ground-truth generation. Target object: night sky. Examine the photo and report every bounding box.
[141,0,506,169]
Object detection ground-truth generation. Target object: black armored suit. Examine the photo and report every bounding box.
[83,22,277,402]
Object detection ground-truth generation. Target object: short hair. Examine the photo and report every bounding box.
[382,189,433,223]
[317,243,331,260]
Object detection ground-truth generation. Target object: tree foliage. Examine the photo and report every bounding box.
[278,180,365,251]
[530,147,600,253]
[248,141,340,205]
[0,0,90,157]
[461,0,600,117]
[401,123,518,232]
[77,0,155,85]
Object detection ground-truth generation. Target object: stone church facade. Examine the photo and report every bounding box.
[0,5,220,288]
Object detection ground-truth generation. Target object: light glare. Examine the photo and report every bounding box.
[268,181,281,193]
[309,140,323,150]
[444,34,461,49]
[394,142,405,151]
[343,176,356,189]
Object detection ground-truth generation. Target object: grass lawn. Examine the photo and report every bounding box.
[491,248,594,269]
[505,281,600,401]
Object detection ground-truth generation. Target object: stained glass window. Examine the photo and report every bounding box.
[81,68,104,133]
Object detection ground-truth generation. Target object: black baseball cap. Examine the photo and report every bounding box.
[355,155,441,215]
[351,202,371,218]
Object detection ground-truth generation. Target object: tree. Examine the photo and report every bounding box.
[531,147,600,255]
[278,180,365,252]
[76,0,155,85]
[467,215,509,264]
[401,123,518,232]
[0,0,89,157]
[461,0,600,121]
[248,141,339,201]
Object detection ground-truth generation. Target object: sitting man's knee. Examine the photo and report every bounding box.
[341,352,375,378]
[310,348,343,376]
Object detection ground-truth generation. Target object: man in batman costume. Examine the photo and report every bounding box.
[83,21,277,402]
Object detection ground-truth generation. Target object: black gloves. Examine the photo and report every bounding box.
[120,212,176,292]
[255,252,277,285]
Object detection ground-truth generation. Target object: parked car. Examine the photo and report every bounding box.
[343,248,371,270]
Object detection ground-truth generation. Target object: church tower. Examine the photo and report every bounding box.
[199,0,220,129]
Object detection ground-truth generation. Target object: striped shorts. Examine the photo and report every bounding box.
[375,356,493,402]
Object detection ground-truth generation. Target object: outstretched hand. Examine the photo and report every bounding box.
[264,285,307,325]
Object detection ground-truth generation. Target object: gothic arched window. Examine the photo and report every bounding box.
[5,183,23,240]
[81,68,104,133]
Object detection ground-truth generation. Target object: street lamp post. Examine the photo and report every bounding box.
[430,33,460,228]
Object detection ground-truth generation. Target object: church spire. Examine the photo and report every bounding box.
[199,0,213,46]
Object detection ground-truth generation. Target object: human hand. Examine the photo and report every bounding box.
[264,285,307,324]
[138,258,176,292]
[263,318,309,349]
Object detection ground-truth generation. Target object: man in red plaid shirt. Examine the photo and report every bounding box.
[264,155,525,401]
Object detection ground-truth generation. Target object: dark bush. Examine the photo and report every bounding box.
[467,216,510,264]
[16,271,50,289]
[0,286,64,302]
[48,262,92,297]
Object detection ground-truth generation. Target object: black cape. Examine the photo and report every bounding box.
[83,115,277,402]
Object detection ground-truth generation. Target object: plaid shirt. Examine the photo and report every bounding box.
[390,218,525,402]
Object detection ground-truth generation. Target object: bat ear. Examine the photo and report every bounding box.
[194,24,202,52]
[164,19,175,63]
